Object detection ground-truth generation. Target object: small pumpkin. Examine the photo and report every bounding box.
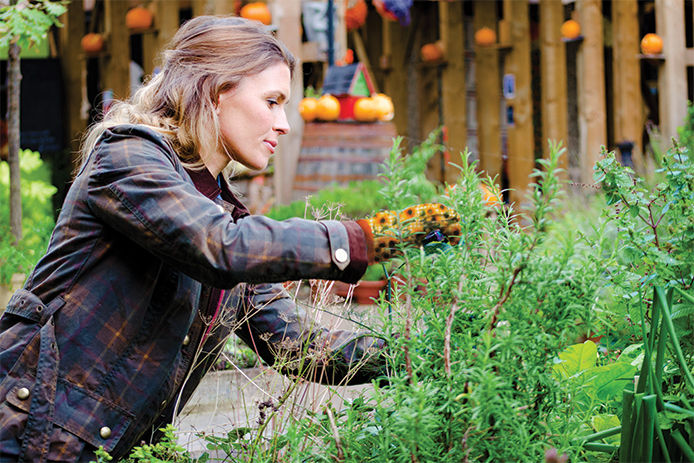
[420,41,444,62]
[640,33,663,55]
[299,97,319,122]
[345,0,367,31]
[315,94,340,121]
[353,97,378,122]
[474,27,496,47]
[560,19,581,40]
[240,2,272,26]
[81,33,105,54]
[371,93,394,121]
[125,6,153,30]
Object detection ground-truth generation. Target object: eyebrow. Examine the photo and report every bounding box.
[267,91,289,103]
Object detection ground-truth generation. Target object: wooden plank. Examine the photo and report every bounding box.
[156,0,180,59]
[655,0,688,141]
[102,0,130,100]
[438,1,466,185]
[274,0,303,204]
[473,1,502,182]
[213,0,236,15]
[612,0,643,171]
[539,0,567,171]
[382,15,410,141]
[58,0,86,155]
[503,0,534,206]
[576,0,606,184]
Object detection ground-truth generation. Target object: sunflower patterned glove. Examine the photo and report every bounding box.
[357,203,461,263]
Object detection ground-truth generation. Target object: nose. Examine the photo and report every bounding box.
[274,107,290,135]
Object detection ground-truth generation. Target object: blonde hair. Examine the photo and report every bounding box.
[79,16,295,169]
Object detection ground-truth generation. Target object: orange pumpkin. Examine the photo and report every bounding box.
[640,33,663,55]
[560,19,581,40]
[420,41,444,62]
[125,6,153,30]
[345,0,367,31]
[240,2,272,25]
[480,184,501,208]
[474,27,496,46]
[81,33,105,54]
[316,94,340,121]
[299,97,319,122]
[354,97,378,122]
[371,93,394,121]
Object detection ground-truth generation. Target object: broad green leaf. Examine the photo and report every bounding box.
[591,414,621,445]
[583,362,636,401]
[553,341,598,379]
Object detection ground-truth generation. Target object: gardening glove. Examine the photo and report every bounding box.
[357,203,461,263]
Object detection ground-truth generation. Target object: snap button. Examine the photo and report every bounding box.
[182,335,190,346]
[100,426,112,439]
[16,387,30,400]
[334,248,348,264]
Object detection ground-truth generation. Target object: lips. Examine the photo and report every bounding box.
[263,140,277,154]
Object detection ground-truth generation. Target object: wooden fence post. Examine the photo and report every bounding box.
[612,0,643,171]
[576,0,606,184]
[539,0,568,171]
[503,0,534,206]
[655,0,688,142]
[439,1,467,184]
[274,0,303,204]
[473,1,502,183]
[59,0,86,156]
[102,0,130,100]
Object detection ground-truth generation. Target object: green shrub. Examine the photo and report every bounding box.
[0,149,56,285]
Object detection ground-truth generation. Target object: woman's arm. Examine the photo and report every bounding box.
[85,127,367,288]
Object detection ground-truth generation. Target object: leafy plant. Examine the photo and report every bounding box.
[0,149,56,284]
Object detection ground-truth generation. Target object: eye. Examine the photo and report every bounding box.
[267,98,279,107]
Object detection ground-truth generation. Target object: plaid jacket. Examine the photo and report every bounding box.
[0,125,384,461]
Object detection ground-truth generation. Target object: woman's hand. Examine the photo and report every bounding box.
[358,203,461,263]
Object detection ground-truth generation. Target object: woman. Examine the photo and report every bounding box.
[0,16,459,461]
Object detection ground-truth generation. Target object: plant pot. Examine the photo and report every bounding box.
[345,279,388,305]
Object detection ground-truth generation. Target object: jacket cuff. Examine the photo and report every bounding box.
[341,220,371,284]
[355,219,375,264]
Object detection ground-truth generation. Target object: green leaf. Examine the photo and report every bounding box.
[553,341,598,379]
[583,362,636,401]
[591,414,621,445]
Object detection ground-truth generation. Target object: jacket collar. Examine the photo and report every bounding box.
[185,167,250,219]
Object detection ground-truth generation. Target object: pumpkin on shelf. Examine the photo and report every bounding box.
[315,94,341,121]
[240,2,272,26]
[125,6,153,30]
[81,33,105,54]
[560,19,581,40]
[299,97,318,122]
[640,33,663,55]
[420,41,444,63]
[353,97,378,122]
[474,27,496,47]
[371,93,394,121]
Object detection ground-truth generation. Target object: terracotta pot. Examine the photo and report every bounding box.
[332,279,387,305]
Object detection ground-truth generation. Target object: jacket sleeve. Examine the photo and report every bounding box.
[84,129,367,288]
[234,282,387,385]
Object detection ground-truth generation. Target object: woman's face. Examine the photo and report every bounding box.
[214,62,291,173]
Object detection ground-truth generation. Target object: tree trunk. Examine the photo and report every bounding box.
[8,38,23,243]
